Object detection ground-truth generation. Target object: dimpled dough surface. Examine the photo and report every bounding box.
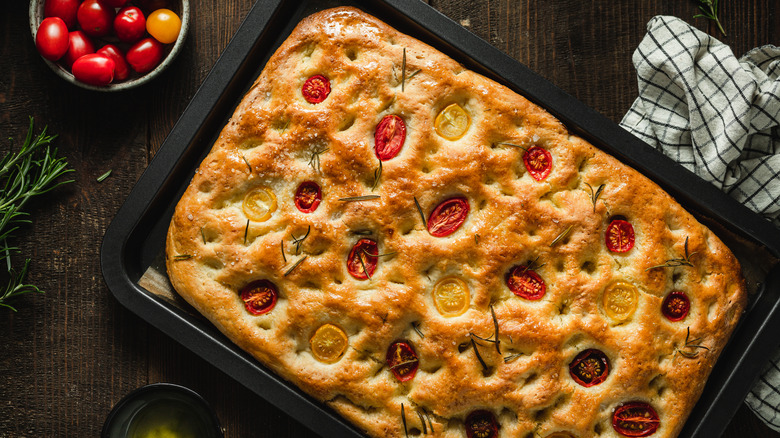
[165,7,747,438]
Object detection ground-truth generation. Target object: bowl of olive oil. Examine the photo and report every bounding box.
[102,383,223,438]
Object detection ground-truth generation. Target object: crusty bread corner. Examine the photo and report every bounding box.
[166,7,747,438]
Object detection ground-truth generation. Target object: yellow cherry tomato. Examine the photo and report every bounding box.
[146,9,182,44]
[242,185,277,222]
[435,103,470,140]
[602,281,639,323]
[433,277,470,317]
[310,323,348,364]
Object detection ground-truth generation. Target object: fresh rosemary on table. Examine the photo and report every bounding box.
[694,0,726,36]
[1,119,73,311]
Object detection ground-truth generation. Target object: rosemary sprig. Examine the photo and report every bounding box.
[96,169,112,182]
[308,146,329,172]
[420,408,434,434]
[173,254,193,261]
[550,225,573,247]
[339,195,380,202]
[413,196,427,228]
[694,0,726,36]
[584,182,605,213]
[0,259,40,312]
[646,236,697,270]
[284,255,307,276]
[676,327,710,359]
[371,159,383,191]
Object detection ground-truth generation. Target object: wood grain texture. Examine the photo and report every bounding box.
[0,1,777,437]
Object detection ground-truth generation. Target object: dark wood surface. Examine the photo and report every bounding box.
[2,0,778,436]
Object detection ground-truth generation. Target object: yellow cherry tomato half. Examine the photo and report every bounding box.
[310,323,349,364]
[242,185,277,222]
[433,277,470,317]
[602,281,639,323]
[146,9,181,44]
[435,103,470,140]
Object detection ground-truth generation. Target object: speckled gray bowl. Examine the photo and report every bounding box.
[29,0,189,91]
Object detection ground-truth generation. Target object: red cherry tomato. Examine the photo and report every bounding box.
[506,265,546,300]
[374,115,407,161]
[97,45,130,82]
[72,53,115,86]
[63,30,95,67]
[606,219,635,253]
[523,146,553,181]
[569,349,610,387]
[661,291,690,321]
[427,197,469,237]
[114,6,147,43]
[239,280,278,315]
[347,238,378,280]
[36,17,69,62]
[302,75,331,103]
[386,341,418,382]
[612,402,660,437]
[103,0,128,7]
[294,181,322,213]
[465,410,498,438]
[44,0,79,29]
[126,37,164,73]
[77,0,115,38]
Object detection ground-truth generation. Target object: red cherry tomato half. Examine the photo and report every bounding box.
[506,265,546,300]
[302,75,331,103]
[523,146,553,181]
[114,6,146,43]
[427,197,469,237]
[386,340,419,382]
[44,0,80,29]
[374,115,407,161]
[347,238,378,280]
[126,37,164,74]
[294,181,322,213]
[239,280,278,315]
[465,410,499,438]
[63,30,95,67]
[97,45,130,82]
[612,402,660,437]
[77,0,115,38]
[36,17,69,62]
[661,291,690,322]
[606,219,635,253]
[569,349,610,387]
[72,53,115,86]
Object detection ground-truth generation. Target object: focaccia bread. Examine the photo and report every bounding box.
[166,7,747,438]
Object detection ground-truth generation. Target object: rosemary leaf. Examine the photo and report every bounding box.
[243,219,250,245]
[401,48,407,92]
[490,304,501,354]
[284,255,308,276]
[416,410,427,435]
[174,254,193,261]
[201,227,206,245]
[471,337,489,373]
[339,195,380,202]
[291,225,311,255]
[96,170,112,182]
[280,239,287,263]
[503,353,524,363]
[401,403,409,438]
[371,160,383,192]
[494,141,528,151]
[694,0,726,36]
[550,225,573,247]
[242,155,252,173]
[413,196,427,228]
[412,322,424,339]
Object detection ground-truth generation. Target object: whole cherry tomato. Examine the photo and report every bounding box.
[44,0,80,29]
[126,38,164,73]
[35,17,69,61]
[72,53,115,86]
[146,9,182,44]
[77,0,115,38]
[97,45,130,82]
[63,30,95,67]
[114,6,147,43]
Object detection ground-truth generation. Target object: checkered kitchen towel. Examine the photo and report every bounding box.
[619,16,780,430]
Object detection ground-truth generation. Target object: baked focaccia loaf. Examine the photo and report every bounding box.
[166,7,747,438]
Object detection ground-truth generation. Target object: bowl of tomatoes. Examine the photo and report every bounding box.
[30,0,189,91]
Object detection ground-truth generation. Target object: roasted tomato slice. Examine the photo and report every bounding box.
[427,197,470,237]
[662,291,690,322]
[523,146,553,181]
[569,349,610,387]
[239,280,278,315]
[242,185,278,222]
[602,281,639,323]
[612,402,660,437]
[310,323,349,364]
[506,265,546,300]
[435,103,470,140]
[465,410,498,438]
[433,277,470,317]
[347,238,378,280]
[386,340,419,382]
[606,219,635,253]
[374,115,407,161]
[295,181,322,213]
[302,74,331,103]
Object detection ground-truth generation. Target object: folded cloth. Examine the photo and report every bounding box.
[618,15,780,431]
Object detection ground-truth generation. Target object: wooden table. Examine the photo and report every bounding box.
[2,1,778,436]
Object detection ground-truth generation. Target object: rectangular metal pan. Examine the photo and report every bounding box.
[101,0,780,436]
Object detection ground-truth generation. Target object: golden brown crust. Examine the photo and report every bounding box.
[165,7,747,438]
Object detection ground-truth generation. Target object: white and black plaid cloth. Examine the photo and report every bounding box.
[618,16,780,431]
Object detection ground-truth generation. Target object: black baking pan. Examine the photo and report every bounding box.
[101,0,780,437]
